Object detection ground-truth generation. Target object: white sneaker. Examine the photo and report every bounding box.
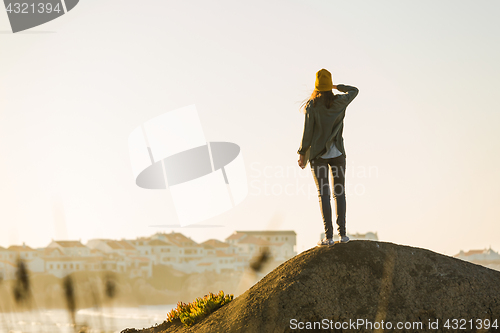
[339,235,350,243]
[317,238,334,246]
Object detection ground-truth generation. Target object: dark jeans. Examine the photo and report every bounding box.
[310,154,347,239]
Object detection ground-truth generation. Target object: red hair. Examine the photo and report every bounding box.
[300,90,336,114]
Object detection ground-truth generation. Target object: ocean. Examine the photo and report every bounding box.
[0,305,175,333]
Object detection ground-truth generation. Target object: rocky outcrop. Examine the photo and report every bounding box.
[125,241,500,332]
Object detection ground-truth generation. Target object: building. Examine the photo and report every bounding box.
[8,244,38,261]
[454,247,500,271]
[8,244,45,274]
[202,239,237,255]
[154,232,212,273]
[47,240,91,257]
[225,230,297,262]
[86,239,138,257]
[44,257,88,278]
[147,239,177,265]
[126,255,153,278]
[40,247,64,258]
[228,230,296,251]
[0,260,16,280]
[0,246,16,280]
[152,232,205,264]
[0,246,15,263]
[125,237,153,256]
[0,230,299,279]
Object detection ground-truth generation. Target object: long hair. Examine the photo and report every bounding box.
[300,90,336,114]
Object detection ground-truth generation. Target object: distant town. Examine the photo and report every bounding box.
[0,230,297,280]
[0,231,499,280]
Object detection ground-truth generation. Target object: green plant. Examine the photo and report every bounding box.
[166,290,233,327]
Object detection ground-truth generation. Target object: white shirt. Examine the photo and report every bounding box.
[320,141,342,159]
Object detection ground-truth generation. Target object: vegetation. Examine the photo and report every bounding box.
[166,290,233,327]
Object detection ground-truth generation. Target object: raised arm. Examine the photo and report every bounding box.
[334,84,359,105]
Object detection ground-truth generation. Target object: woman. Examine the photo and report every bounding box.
[297,69,359,246]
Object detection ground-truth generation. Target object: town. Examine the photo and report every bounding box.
[0,230,298,280]
[0,230,499,281]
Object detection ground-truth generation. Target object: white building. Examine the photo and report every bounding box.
[8,244,38,261]
[40,247,64,258]
[202,239,238,255]
[24,257,45,274]
[47,241,91,257]
[7,244,45,275]
[86,239,138,257]
[127,237,154,257]
[0,246,15,263]
[126,255,153,278]
[147,239,177,265]
[199,240,243,273]
[454,247,500,271]
[454,248,500,262]
[85,240,152,278]
[226,231,297,261]
[153,232,205,264]
[1,230,301,278]
[44,257,88,278]
[0,259,16,280]
[147,232,240,274]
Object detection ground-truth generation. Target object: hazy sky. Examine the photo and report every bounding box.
[1,0,499,256]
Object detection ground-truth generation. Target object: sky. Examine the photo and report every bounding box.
[1,0,499,256]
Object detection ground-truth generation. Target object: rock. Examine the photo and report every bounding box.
[125,241,500,333]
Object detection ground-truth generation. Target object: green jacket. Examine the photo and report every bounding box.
[297,84,359,167]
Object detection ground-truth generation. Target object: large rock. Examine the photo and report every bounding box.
[125,241,500,332]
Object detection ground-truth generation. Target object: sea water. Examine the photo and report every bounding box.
[0,305,175,333]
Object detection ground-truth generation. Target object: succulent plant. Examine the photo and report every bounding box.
[166,290,233,327]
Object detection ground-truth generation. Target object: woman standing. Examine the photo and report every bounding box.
[297,69,359,246]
